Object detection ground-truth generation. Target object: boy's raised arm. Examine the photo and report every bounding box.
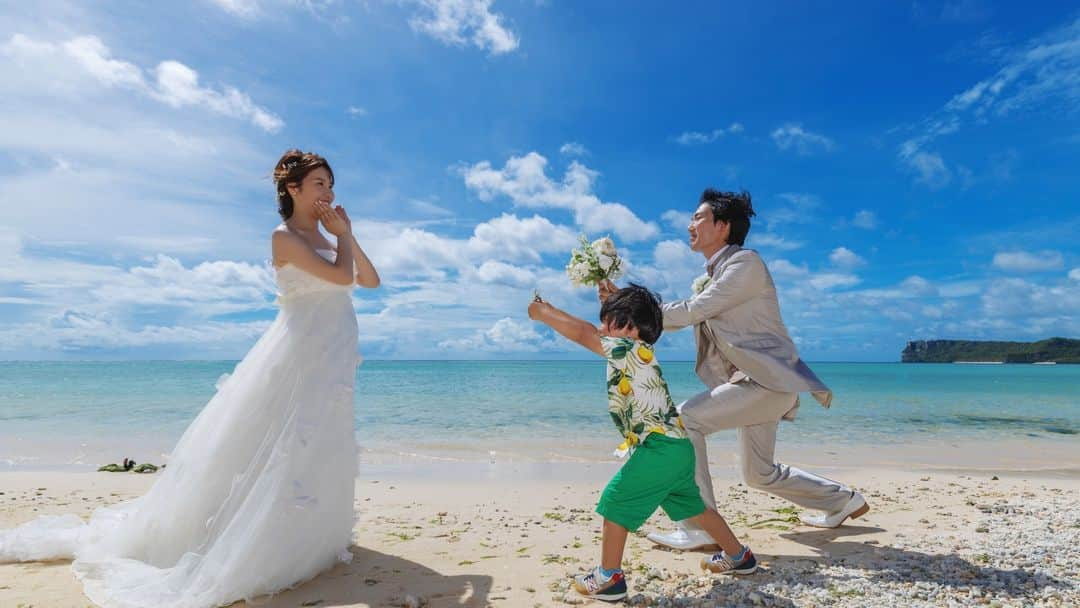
[528,300,605,357]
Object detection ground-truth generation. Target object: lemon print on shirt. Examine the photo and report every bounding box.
[636,345,653,363]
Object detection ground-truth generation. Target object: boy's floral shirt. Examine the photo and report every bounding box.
[601,336,687,457]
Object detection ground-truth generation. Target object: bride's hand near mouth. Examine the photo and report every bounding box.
[316,200,349,236]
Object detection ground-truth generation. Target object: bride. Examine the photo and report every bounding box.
[0,149,380,607]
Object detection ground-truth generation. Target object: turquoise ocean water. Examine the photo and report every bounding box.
[0,361,1077,470]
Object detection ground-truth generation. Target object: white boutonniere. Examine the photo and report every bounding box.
[692,274,711,295]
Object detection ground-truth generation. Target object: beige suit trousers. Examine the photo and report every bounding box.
[678,378,852,517]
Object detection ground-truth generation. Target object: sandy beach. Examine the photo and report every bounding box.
[2,454,1078,608]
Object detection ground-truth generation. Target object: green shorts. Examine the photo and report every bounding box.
[596,433,706,532]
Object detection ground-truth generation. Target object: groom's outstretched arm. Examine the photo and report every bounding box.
[662,252,765,329]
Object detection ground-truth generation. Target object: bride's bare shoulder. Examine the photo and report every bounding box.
[272,226,303,245]
[271,226,306,267]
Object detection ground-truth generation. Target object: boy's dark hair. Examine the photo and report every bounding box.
[600,283,664,345]
[700,189,756,246]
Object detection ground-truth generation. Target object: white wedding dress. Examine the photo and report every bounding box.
[0,249,362,608]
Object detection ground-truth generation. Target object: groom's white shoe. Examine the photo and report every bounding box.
[799,492,870,528]
[646,527,717,550]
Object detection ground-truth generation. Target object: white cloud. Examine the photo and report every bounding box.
[769,259,809,279]
[671,123,744,145]
[466,213,579,263]
[898,139,951,189]
[347,105,367,117]
[153,60,284,132]
[980,276,1080,322]
[362,224,464,279]
[0,313,271,353]
[900,275,939,297]
[438,317,555,353]
[897,17,1080,187]
[829,247,866,268]
[767,192,820,226]
[206,0,345,22]
[770,123,835,155]
[882,308,913,321]
[62,36,145,89]
[748,233,804,251]
[0,242,275,317]
[849,275,940,300]
[622,239,705,301]
[652,239,695,268]
[807,273,860,290]
[349,214,578,281]
[945,17,1080,118]
[851,210,878,229]
[461,152,659,242]
[921,305,944,319]
[0,232,278,354]
[207,0,261,18]
[409,0,520,55]
[559,142,588,156]
[474,261,535,287]
[407,198,453,216]
[992,250,1065,272]
[2,33,283,132]
[1070,268,1080,282]
[661,210,690,231]
[90,255,276,314]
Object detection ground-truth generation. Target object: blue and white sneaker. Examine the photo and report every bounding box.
[701,546,758,575]
[572,566,628,602]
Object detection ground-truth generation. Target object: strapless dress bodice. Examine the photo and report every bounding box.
[275,249,353,300]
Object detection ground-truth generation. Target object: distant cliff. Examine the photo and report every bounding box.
[901,338,1080,363]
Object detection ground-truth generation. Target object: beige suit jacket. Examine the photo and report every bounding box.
[662,245,833,408]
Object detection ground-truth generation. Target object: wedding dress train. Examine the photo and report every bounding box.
[1,249,361,608]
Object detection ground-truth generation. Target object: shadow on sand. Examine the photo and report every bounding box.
[253,545,493,608]
[694,525,1071,607]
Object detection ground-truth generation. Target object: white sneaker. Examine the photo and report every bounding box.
[646,527,716,550]
[799,492,870,528]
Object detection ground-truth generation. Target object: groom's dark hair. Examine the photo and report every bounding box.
[701,189,755,246]
[600,284,664,345]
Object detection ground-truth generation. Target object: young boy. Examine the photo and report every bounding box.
[527,284,757,602]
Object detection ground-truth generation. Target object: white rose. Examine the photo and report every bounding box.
[568,262,589,284]
[592,237,617,257]
[597,254,614,272]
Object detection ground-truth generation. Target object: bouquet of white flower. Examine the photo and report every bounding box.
[566,235,624,287]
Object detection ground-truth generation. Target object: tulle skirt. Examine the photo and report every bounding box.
[0,289,361,608]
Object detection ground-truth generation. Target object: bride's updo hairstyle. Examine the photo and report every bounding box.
[273,149,334,220]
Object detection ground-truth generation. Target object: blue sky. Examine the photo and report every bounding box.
[0,0,1077,361]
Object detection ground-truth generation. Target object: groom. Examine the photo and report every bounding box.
[600,189,868,551]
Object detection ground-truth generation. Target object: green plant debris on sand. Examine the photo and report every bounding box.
[746,506,801,530]
[541,553,578,565]
[97,462,161,473]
